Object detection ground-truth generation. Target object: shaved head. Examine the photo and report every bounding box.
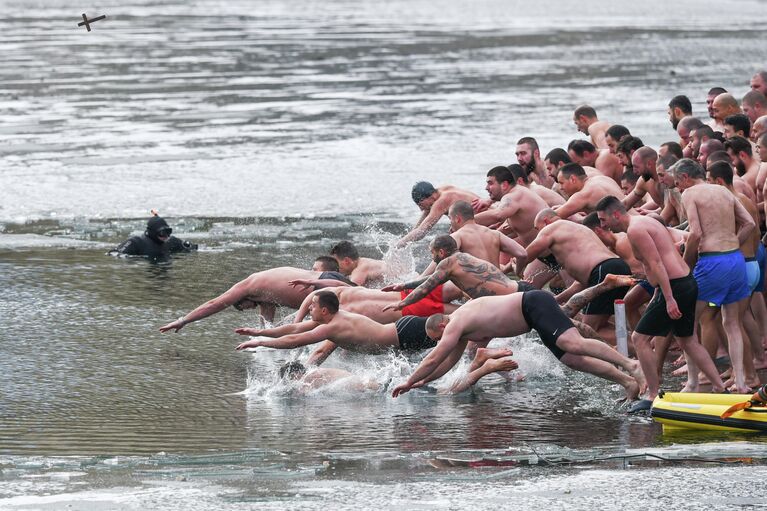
[534,208,559,229]
[712,93,741,122]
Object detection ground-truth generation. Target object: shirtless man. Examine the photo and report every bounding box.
[623,146,663,210]
[616,136,644,172]
[443,200,528,270]
[567,140,623,183]
[596,195,725,407]
[509,163,564,207]
[706,87,727,132]
[158,266,355,331]
[390,287,646,401]
[753,117,767,146]
[725,136,760,191]
[396,181,479,247]
[742,91,767,126]
[724,114,751,141]
[751,71,767,96]
[554,163,625,220]
[516,137,554,188]
[525,209,632,340]
[573,105,610,149]
[235,291,440,355]
[604,125,630,155]
[668,95,692,130]
[330,241,387,287]
[678,117,705,157]
[474,166,548,246]
[697,139,724,168]
[656,153,687,226]
[712,93,742,133]
[382,236,532,314]
[673,158,755,393]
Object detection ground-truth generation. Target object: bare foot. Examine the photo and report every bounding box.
[623,379,640,401]
[671,355,686,367]
[603,273,636,289]
[470,347,513,371]
[483,356,519,374]
[671,364,688,376]
[680,382,698,393]
[628,360,647,396]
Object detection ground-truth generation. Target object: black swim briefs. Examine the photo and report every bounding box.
[537,253,561,270]
[395,315,437,351]
[520,290,572,359]
[581,258,631,316]
[516,280,536,292]
[319,271,357,287]
[635,274,697,338]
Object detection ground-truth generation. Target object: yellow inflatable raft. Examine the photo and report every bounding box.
[651,392,767,433]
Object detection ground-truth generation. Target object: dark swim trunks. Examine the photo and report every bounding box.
[637,279,655,297]
[520,290,573,360]
[400,285,445,317]
[395,315,436,351]
[516,280,536,292]
[581,258,632,316]
[635,274,697,338]
[319,271,357,287]
[537,253,561,271]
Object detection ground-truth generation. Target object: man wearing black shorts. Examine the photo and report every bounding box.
[596,196,725,408]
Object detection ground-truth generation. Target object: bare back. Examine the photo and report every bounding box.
[434,186,481,214]
[321,311,399,352]
[627,215,690,282]
[441,252,519,298]
[582,176,625,209]
[502,186,549,245]
[535,221,619,284]
[335,287,404,323]
[444,293,529,341]
[249,267,328,308]
[530,182,565,207]
[452,223,502,267]
[682,184,742,253]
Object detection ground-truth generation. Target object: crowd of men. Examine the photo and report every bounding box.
[160,70,767,408]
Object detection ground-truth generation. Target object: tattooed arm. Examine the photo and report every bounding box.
[382,263,451,311]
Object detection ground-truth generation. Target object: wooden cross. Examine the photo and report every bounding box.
[78,13,106,32]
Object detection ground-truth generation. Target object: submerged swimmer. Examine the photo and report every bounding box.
[110,211,197,259]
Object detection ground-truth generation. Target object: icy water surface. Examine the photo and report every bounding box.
[4,0,767,507]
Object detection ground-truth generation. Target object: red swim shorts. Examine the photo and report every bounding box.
[401,284,445,317]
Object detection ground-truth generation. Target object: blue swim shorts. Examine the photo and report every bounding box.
[693,249,750,306]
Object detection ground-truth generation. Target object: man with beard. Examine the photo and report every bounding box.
[567,139,622,183]
[623,146,663,210]
[616,136,644,172]
[706,87,728,132]
[751,71,767,96]
[554,162,625,219]
[668,95,692,130]
[742,90,767,126]
[724,114,751,141]
[677,117,705,158]
[573,104,610,149]
[697,139,724,168]
[604,124,630,155]
[725,136,760,191]
[516,137,554,188]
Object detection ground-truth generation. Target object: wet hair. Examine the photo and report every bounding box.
[411,181,437,204]
[431,234,458,255]
[743,90,767,108]
[595,195,626,214]
[605,124,630,141]
[567,139,596,157]
[616,135,644,156]
[314,256,340,272]
[582,211,602,230]
[449,200,474,220]
[658,153,679,172]
[708,161,734,185]
[669,95,692,115]
[487,165,514,185]
[545,148,572,166]
[507,163,528,184]
[574,105,598,119]
[330,240,359,261]
[516,136,539,152]
[559,162,587,179]
[706,150,731,166]
[315,291,340,314]
[724,114,751,138]
[671,158,705,179]
[678,116,704,132]
[724,135,753,158]
[708,87,727,96]
[693,125,715,140]
[621,170,639,186]
[279,361,307,380]
[660,141,683,159]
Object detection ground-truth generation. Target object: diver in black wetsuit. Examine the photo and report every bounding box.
[110,214,197,259]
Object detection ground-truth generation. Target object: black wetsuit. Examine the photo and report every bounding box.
[111,215,197,259]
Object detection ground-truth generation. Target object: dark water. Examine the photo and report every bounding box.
[4,0,767,508]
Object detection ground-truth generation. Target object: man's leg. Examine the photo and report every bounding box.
[631,332,660,400]
[559,352,640,400]
[561,274,636,318]
[721,300,749,393]
[677,333,725,393]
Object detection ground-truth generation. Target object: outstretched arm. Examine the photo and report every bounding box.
[397,204,448,247]
[383,263,450,312]
[392,322,465,397]
[306,341,339,366]
[554,192,589,219]
[293,290,320,323]
[499,234,528,277]
[235,320,318,338]
[159,277,253,332]
[235,324,333,351]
